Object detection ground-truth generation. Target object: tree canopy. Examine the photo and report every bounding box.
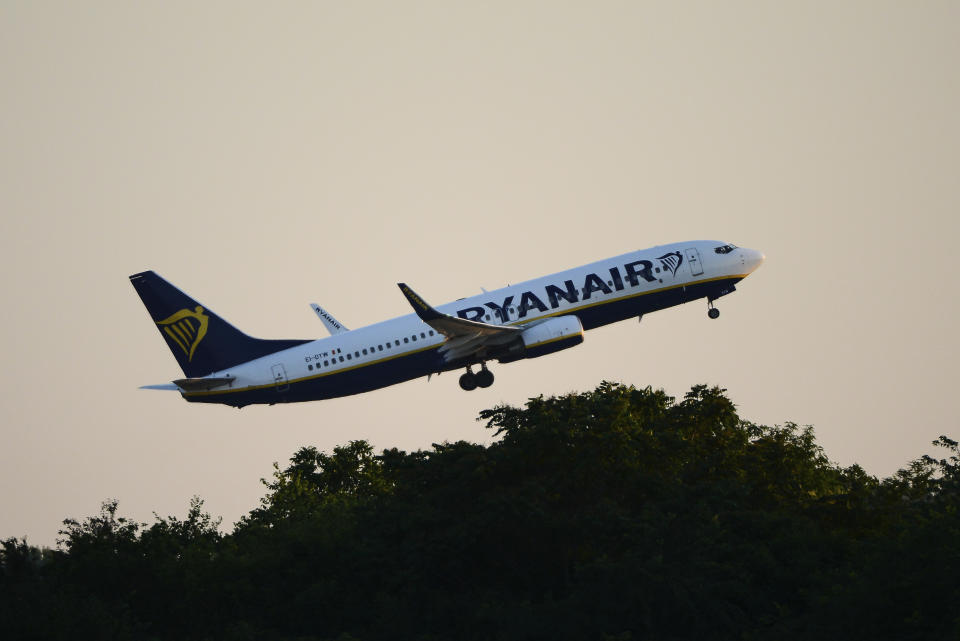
[2,382,957,640]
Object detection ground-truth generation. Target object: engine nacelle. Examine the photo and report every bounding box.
[497,315,584,363]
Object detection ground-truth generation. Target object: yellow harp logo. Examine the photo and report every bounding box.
[156,306,209,362]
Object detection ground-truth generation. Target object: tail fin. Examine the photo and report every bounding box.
[129,271,310,378]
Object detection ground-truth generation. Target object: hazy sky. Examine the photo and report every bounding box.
[2,1,958,547]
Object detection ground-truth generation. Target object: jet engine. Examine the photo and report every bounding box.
[497,315,584,363]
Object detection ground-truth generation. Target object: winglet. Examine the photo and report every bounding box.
[310,303,349,335]
[397,283,444,322]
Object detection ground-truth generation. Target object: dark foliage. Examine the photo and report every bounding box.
[2,383,957,640]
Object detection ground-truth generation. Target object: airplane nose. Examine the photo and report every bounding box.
[742,248,765,273]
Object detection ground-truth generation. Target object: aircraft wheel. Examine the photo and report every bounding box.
[708,307,720,319]
[475,368,494,388]
[459,372,478,391]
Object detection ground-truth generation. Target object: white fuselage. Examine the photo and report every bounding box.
[178,240,763,406]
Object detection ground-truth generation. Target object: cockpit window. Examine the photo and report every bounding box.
[714,244,737,254]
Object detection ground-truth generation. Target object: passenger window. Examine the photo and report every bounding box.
[404,337,409,343]
[308,364,313,371]
[362,348,368,355]
[339,356,344,363]
[429,330,434,336]
[378,345,383,351]
[395,340,400,346]
[420,332,425,339]
[354,351,359,358]
[324,360,329,367]
[412,335,417,341]
[346,354,352,360]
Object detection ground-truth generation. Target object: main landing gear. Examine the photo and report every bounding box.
[459,364,494,391]
[707,300,720,319]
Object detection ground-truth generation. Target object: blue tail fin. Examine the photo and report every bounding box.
[129,271,310,378]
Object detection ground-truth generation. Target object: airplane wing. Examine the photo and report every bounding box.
[310,303,349,335]
[398,283,522,362]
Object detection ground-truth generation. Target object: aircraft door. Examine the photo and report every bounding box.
[685,248,704,276]
[271,363,289,392]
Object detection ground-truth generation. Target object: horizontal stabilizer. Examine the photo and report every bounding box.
[172,376,236,392]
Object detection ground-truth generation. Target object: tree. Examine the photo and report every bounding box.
[2,383,957,640]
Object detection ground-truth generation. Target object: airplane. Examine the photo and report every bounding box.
[130,241,764,408]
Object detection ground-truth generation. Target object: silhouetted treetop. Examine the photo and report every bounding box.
[2,382,957,641]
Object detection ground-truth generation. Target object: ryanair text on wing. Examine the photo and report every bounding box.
[402,285,430,312]
[319,310,341,330]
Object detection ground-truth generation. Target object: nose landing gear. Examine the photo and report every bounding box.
[459,363,495,391]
